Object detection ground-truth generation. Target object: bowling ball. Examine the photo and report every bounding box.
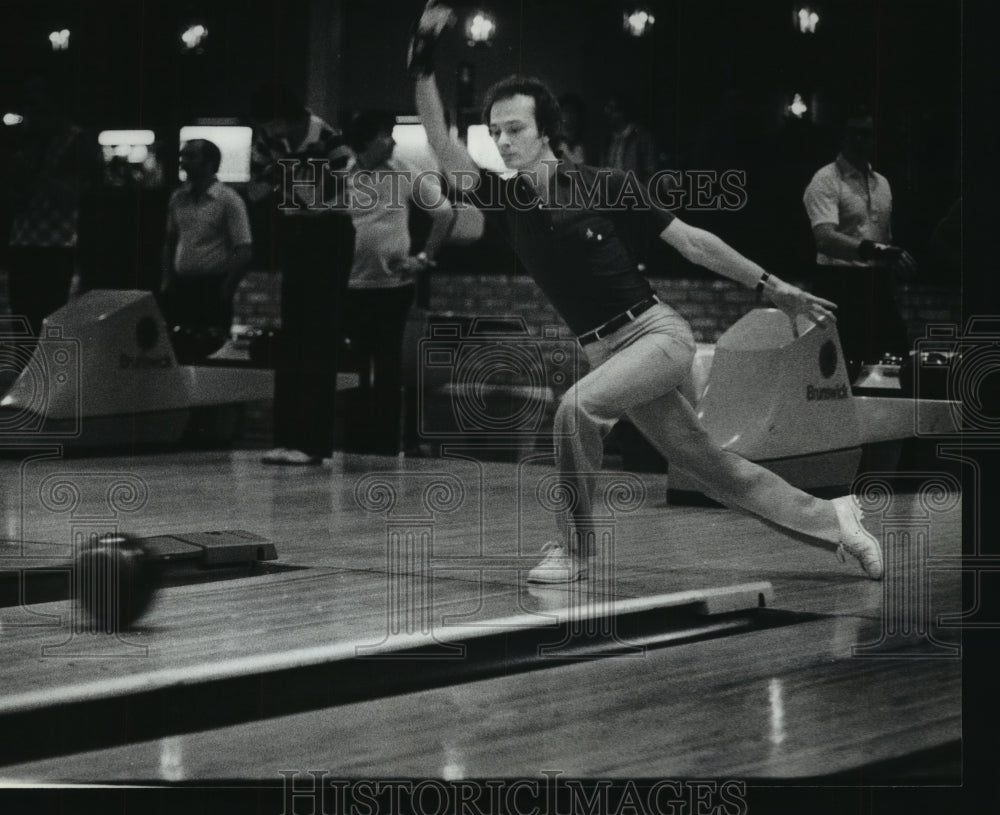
[75,534,157,631]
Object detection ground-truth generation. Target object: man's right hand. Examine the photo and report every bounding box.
[858,240,917,273]
[407,1,456,77]
[417,2,455,35]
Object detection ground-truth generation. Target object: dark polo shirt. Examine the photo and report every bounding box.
[459,160,674,335]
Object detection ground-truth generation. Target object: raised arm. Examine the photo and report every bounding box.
[409,2,479,179]
[660,217,837,328]
[413,170,455,261]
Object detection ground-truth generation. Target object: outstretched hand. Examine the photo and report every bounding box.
[408,1,457,77]
[417,1,456,35]
[859,239,917,274]
[764,276,837,332]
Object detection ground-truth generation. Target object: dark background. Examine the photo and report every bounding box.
[0,2,996,812]
[0,0,962,287]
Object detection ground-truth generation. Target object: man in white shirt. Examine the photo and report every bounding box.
[803,110,915,387]
[343,111,453,454]
[160,138,252,360]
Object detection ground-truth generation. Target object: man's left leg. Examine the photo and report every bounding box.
[627,390,883,578]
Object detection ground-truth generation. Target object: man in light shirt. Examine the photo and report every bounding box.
[343,111,453,455]
[803,110,915,388]
[160,138,252,360]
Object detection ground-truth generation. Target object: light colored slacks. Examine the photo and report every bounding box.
[553,303,840,554]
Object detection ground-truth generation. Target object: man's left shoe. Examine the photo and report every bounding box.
[261,448,321,466]
[527,542,588,584]
[832,495,884,580]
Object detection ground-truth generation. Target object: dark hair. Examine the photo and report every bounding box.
[184,138,222,173]
[482,75,562,140]
[250,82,307,124]
[347,110,396,152]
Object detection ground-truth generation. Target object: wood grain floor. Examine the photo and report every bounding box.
[0,449,963,783]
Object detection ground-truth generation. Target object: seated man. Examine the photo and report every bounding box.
[160,138,252,361]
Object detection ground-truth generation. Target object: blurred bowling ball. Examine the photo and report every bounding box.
[75,534,157,631]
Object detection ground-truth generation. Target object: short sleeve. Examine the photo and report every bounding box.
[803,169,840,227]
[603,167,675,230]
[222,189,253,248]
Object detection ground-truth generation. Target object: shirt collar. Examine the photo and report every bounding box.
[835,153,874,179]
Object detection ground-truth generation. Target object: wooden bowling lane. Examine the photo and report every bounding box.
[629,485,964,618]
[0,556,775,766]
[0,565,621,702]
[1,450,570,568]
[4,483,954,716]
[1,449,962,607]
[0,449,964,779]
[0,614,961,782]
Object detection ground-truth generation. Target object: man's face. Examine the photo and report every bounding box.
[489,94,548,170]
[179,142,210,181]
[843,116,875,165]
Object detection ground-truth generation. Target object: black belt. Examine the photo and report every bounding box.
[578,294,661,346]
